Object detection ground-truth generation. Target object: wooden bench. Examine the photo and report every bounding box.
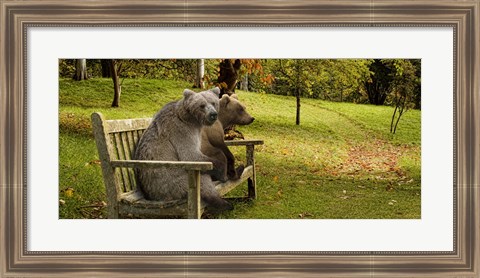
[91,112,263,219]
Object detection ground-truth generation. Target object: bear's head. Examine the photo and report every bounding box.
[219,94,255,128]
[182,88,220,126]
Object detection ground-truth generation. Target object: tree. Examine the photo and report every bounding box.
[319,59,371,103]
[195,59,266,95]
[106,59,198,108]
[364,59,394,105]
[73,59,88,81]
[272,59,320,125]
[194,59,205,89]
[208,59,267,138]
[240,74,249,91]
[110,59,122,107]
[100,59,112,78]
[411,59,422,109]
[217,59,242,96]
[258,59,371,105]
[294,60,302,125]
[388,59,420,134]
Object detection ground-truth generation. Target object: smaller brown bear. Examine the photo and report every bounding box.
[201,94,255,180]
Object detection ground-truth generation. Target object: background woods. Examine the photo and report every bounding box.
[61,58,420,131]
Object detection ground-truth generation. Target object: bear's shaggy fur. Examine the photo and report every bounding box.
[134,88,232,211]
[201,94,255,180]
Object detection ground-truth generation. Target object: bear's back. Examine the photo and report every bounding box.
[134,101,179,161]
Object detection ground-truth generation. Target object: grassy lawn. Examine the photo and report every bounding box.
[59,78,421,219]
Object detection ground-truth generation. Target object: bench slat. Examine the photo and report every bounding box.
[113,132,131,192]
[215,165,253,196]
[120,132,137,191]
[126,131,138,189]
[119,190,203,218]
[224,140,264,146]
[126,131,135,156]
[111,160,213,171]
[119,205,188,218]
[120,190,185,207]
[105,118,152,133]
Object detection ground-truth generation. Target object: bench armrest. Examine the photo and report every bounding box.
[110,160,213,171]
[224,139,264,146]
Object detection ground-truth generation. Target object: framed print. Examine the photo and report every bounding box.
[1,0,479,277]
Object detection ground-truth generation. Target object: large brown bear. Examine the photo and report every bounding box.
[134,88,232,212]
[201,94,255,180]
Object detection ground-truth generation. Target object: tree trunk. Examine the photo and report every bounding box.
[194,59,205,89]
[392,95,408,134]
[73,59,88,81]
[295,60,301,125]
[390,105,398,133]
[296,93,301,125]
[101,59,112,78]
[240,74,249,91]
[110,60,121,107]
[218,59,241,97]
[393,107,404,134]
[365,80,386,105]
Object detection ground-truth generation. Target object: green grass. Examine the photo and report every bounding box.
[59,78,421,219]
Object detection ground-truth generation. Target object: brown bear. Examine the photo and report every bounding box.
[201,94,255,180]
[134,88,231,212]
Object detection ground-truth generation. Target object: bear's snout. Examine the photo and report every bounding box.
[208,111,218,122]
[244,116,255,125]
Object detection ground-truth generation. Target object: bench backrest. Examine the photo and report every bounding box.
[91,112,152,201]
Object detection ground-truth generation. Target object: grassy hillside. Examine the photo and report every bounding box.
[59,78,421,219]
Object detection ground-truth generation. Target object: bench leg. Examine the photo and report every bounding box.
[187,170,202,219]
[246,145,257,199]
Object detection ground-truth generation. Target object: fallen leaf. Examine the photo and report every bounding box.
[298,212,313,219]
[85,159,101,166]
[59,199,66,206]
[64,187,74,197]
[276,189,283,197]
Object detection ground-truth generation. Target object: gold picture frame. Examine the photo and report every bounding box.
[1,0,479,276]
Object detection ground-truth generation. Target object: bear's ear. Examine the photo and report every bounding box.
[210,87,221,97]
[230,94,239,100]
[221,94,230,104]
[183,89,195,99]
